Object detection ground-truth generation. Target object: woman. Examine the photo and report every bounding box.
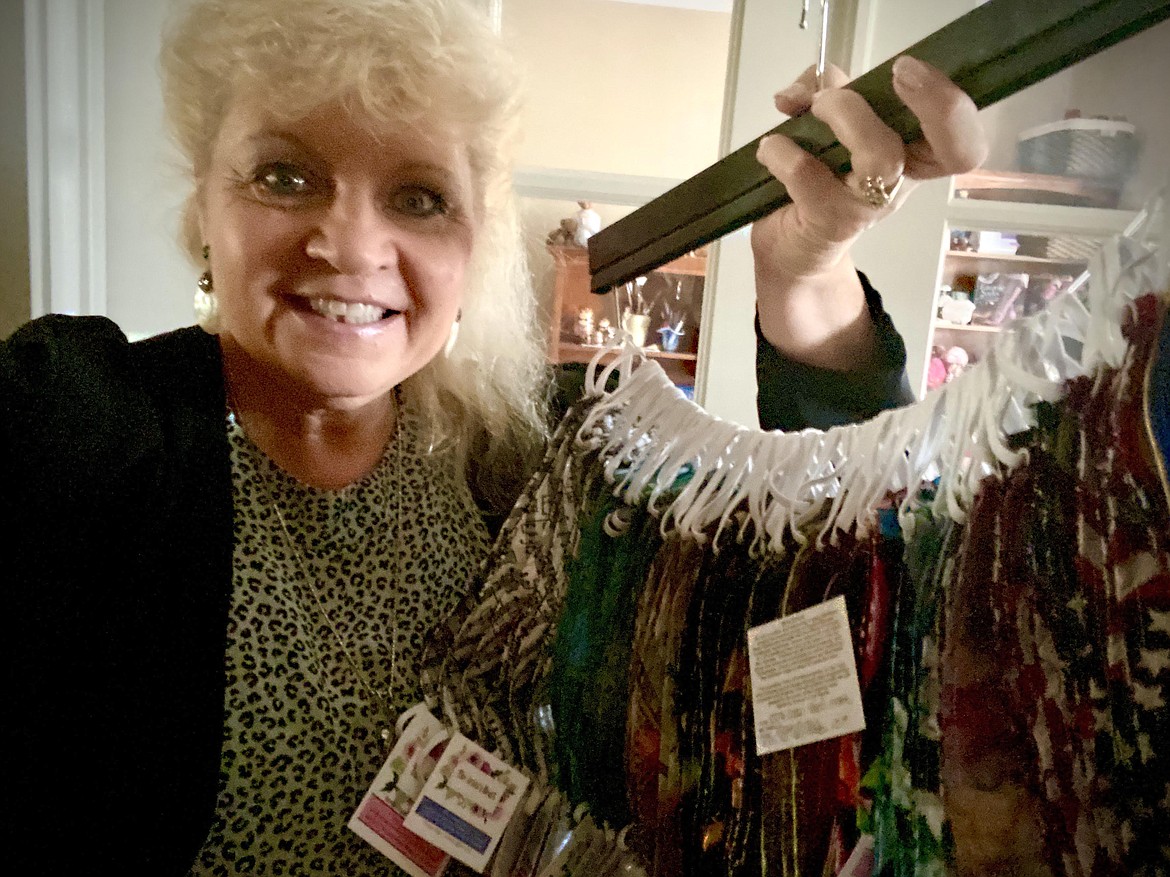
[1,0,984,873]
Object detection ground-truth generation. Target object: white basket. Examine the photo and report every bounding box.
[1017,117,1139,189]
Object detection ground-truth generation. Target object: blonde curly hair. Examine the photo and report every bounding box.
[161,0,549,508]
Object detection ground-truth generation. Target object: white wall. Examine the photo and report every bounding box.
[506,0,731,330]
[103,0,192,339]
[698,0,910,427]
[844,0,981,404]
[509,0,731,179]
[1,0,31,339]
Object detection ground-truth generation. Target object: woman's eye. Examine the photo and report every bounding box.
[254,163,312,196]
[392,186,448,217]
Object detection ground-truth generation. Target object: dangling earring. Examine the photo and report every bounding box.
[444,308,462,357]
[195,244,221,334]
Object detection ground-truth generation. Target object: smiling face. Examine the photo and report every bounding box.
[198,96,478,409]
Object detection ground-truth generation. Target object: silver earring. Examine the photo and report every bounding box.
[195,245,221,334]
[444,308,461,357]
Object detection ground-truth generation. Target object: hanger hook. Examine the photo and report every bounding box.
[799,1,832,91]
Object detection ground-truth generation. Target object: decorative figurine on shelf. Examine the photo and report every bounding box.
[944,345,970,381]
[545,217,578,247]
[575,307,595,344]
[940,291,976,325]
[927,347,948,390]
[927,344,972,391]
[545,201,603,248]
[573,201,601,247]
[936,285,953,313]
[595,317,615,347]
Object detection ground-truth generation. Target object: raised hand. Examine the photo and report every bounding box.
[753,56,987,370]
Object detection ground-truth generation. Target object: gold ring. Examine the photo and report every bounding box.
[856,172,905,208]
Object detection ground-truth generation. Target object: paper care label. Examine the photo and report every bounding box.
[747,595,866,755]
[403,733,530,872]
[349,705,452,877]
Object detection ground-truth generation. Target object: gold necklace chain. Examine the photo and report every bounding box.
[228,394,403,746]
[268,497,398,740]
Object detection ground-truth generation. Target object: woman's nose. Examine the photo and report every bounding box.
[304,191,397,274]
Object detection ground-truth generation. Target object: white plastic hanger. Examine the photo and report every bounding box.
[577,187,1169,551]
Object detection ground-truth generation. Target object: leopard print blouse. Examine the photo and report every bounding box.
[190,404,490,875]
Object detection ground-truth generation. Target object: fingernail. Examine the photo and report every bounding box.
[774,83,810,106]
[893,55,929,89]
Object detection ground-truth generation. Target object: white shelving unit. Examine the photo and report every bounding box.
[921,170,1137,394]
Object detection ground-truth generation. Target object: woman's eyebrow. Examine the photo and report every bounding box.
[396,161,459,181]
[242,131,314,153]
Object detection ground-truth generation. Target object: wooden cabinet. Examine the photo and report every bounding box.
[547,244,706,390]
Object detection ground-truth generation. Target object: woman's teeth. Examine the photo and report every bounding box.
[308,298,389,325]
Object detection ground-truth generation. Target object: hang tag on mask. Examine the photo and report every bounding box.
[839,834,876,877]
[349,705,452,877]
[402,732,530,872]
[747,595,866,755]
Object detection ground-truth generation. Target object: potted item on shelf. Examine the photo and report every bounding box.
[621,311,651,347]
[656,299,686,353]
[618,276,658,347]
[656,324,684,352]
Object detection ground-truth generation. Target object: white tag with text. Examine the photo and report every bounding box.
[403,733,530,872]
[348,705,451,877]
[747,595,865,755]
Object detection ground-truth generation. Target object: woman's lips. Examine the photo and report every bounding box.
[306,297,395,325]
[283,292,404,327]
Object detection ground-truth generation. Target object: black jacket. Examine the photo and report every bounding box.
[1,303,909,874]
[3,319,233,874]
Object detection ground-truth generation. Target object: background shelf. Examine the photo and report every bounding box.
[943,250,1087,274]
[932,320,1002,333]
